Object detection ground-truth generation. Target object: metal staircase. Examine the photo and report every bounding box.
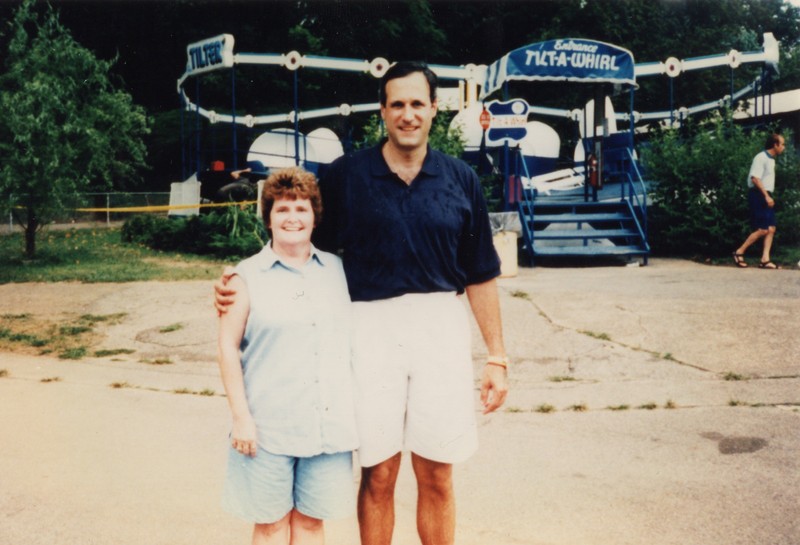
[517,148,650,265]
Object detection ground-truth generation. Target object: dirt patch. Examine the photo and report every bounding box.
[0,312,118,358]
[0,281,218,365]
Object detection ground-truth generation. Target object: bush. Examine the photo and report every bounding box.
[641,115,800,257]
[121,205,267,260]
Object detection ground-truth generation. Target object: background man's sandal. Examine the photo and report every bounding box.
[732,253,748,268]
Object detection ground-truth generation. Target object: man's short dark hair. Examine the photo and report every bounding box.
[765,133,783,150]
[379,61,438,106]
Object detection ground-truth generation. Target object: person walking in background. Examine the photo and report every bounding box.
[216,61,508,545]
[217,167,358,545]
[733,133,785,269]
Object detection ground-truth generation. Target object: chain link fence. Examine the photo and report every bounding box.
[4,192,171,233]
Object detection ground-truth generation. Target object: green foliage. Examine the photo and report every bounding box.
[642,117,800,257]
[0,227,227,283]
[121,205,267,260]
[357,112,465,158]
[428,112,465,158]
[0,0,149,257]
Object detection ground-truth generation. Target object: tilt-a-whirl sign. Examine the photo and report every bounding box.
[481,38,636,99]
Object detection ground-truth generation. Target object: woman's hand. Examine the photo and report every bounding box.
[231,414,258,458]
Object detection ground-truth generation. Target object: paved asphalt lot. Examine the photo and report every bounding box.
[0,258,798,544]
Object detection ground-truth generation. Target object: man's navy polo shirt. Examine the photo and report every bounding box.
[313,143,500,302]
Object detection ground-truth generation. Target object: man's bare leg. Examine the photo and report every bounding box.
[736,228,767,257]
[761,226,776,263]
[359,452,402,545]
[411,453,455,545]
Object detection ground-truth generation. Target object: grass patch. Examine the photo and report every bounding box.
[110,381,132,389]
[0,369,8,378]
[662,353,675,361]
[0,311,128,358]
[607,404,630,411]
[0,227,230,283]
[723,372,746,381]
[729,399,748,407]
[59,347,87,360]
[510,290,530,300]
[580,330,611,341]
[664,399,678,409]
[59,325,93,336]
[548,376,576,383]
[159,323,184,334]
[568,403,588,412]
[172,387,220,396]
[40,376,62,383]
[141,357,173,365]
[8,332,49,347]
[637,402,658,410]
[535,403,556,414]
[505,406,523,413]
[80,313,127,324]
[94,348,136,357]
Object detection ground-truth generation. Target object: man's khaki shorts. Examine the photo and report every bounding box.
[351,292,478,468]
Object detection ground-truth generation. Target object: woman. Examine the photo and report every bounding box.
[217,167,357,545]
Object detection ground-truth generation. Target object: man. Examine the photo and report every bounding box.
[216,61,508,545]
[732,133,785,269]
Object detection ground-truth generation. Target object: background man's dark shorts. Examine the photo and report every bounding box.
[748,188,776,230]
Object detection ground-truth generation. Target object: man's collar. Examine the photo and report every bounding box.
[369,140,439,178]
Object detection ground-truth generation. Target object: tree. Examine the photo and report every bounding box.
[0,0,149,257]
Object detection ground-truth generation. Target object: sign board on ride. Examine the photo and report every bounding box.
[186,34,235,76]
[481,38,635,99]
[484,99,529,145]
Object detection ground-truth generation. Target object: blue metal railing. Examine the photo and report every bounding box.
[515,145,650,263]
[513,149,537,260]
[623,148,649,247]
[609,148,649,252]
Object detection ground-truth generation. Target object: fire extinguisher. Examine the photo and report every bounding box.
[587,154,599,188]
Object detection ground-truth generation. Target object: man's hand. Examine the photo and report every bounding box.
[766,194,775,208]
[214,266,237,316]
[480,363,508,414]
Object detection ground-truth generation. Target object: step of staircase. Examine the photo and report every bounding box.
[519,198,649,264]
[532,228,639,240]
[531,212,631,223]
[531,244,649,257]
